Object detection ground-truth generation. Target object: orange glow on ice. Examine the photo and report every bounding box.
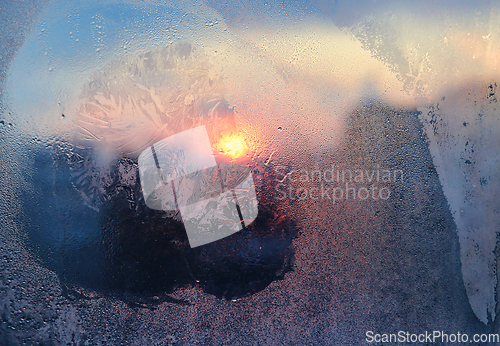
[216,132,248,161]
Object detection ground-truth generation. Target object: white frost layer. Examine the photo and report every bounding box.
[418,82,500,324]
[347,3,500,324]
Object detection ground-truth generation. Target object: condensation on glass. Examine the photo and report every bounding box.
[2,0,500,344]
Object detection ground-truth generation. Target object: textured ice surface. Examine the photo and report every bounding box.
[74,43,229,158]
[1,0,500,343]
[2,0,309,305]
[418,82,500,324]
[348,4,500,324]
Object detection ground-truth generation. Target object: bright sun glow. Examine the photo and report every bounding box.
[217,133,248,160]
